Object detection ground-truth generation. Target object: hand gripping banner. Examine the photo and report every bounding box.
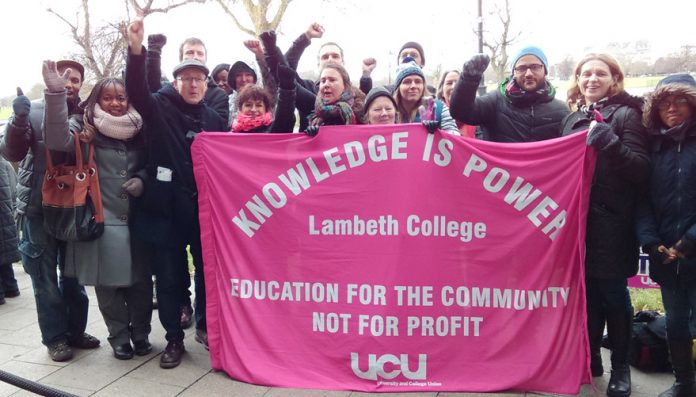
[192,124,596,394]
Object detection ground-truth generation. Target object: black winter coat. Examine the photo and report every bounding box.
[126,49,227,246]
[561,92,650,279]
[637,83,696,288]
[0,159,20,265]
[449,74,569,143]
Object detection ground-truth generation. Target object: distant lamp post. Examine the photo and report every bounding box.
[477,0,486,95]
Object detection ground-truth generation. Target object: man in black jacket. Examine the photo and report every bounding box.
[126,16,226,369]
[0,61,100,362]
[450,46,569,142]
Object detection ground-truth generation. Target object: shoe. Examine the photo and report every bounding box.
[180,305,193,329]
[133,339,153,356]
[67,332,101,349]
[4,289,19,298]
[195,329,208,350]
[160,341,185,369]
[47,341,73,362]
[113,343,134,360]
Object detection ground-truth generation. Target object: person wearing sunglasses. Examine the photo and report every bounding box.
[448,46,569,142]
[638,74,696,397]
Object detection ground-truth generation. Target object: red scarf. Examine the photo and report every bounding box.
[232,112,273,132]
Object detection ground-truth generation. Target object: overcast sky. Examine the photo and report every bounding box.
[3,0,695,96]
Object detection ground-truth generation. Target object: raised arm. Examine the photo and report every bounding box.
[41,60,78,151]
[126,16,157,120]
[285,22,324,71]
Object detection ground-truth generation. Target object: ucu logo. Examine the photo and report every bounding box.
[350,352,427,380]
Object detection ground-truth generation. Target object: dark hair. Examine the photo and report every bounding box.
[179,37,207,61]
[317,42,344,62]
[319,63,352,88]
[79,77,130,142]
[235,85,273,112]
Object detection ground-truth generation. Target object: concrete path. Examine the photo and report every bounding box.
[0,263,674,396]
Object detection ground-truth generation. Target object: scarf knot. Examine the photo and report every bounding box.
[93,104,143,140]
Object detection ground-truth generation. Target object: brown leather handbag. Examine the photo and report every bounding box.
[41,134,104,241]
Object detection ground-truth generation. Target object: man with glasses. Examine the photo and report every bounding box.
[449,46,569,142]
[125,16,226,369]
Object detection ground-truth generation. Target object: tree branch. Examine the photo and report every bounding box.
[215,0,256,36]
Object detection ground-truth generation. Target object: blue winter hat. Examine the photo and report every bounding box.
[510,46,549,74]
[393,56,425,94]
[657,73,696,88]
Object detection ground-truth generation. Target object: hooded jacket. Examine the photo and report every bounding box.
[637,82,696,288]
[449,74,569,142]
[561,91,651,279]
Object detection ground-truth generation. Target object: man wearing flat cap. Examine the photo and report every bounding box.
[1,59,102,362]
[126,15,226,369]
[450,46,569,142]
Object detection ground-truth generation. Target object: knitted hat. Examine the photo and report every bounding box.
[398,41,425,66]
[172,59,209,79]
[510,46,548,74]
[211,63,230,80]
[364,86,397,112]
[657,73,696,88]
[228,61,258,91]
[393,57,425,93]
[56,60,85,80]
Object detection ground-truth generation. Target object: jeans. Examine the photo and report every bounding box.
[660,282,696,340]
[18,215,89,346]
[0,262,19,297]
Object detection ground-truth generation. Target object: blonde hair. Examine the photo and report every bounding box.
[566,53,625,111]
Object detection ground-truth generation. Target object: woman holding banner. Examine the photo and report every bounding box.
[304,63,365,136]
[560,53,650,397]
[638,74,696,397]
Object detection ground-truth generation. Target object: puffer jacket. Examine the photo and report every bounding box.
[0,97,79,217]
[561,91,651,279]
[637,83,696,288]
[0,159,20,264]
[449,74,569,143]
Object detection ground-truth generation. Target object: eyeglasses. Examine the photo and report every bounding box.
[657,97,689,110]
[176,76,206,84]
[513,64,544,74]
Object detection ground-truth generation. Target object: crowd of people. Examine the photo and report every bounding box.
[0,16,695,397]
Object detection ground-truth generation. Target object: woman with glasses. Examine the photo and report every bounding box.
[637,74,696,397]
[560,53,650,397]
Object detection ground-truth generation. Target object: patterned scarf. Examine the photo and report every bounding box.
[308,90,356,126]
[501,76,553,106]
[232,112,273,132]
[93,103,143,141]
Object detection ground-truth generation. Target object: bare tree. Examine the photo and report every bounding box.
[481,0,520,82]
[214,0,292,36]
[48,0,207,82]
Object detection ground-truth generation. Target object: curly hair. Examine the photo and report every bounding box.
[235,85,273,112]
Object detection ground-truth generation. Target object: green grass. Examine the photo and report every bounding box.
[0,107,11,120]
[630,288,664,313]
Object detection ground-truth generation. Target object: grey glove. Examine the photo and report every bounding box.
[12,87,31,127]
[462,54,490,77]
[586,121,619,150]
[147,34,167,54]
[42,60,68,93]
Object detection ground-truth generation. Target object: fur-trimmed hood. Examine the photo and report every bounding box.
[643,83,696,129]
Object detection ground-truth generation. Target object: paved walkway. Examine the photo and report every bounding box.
[0,263,674,396]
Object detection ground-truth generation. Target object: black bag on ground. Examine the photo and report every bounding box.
[628,311,671,372]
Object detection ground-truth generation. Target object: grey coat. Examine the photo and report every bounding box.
[0,158,20,265]
[43,91,151,287]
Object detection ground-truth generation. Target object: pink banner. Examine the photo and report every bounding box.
[192,124,596,394]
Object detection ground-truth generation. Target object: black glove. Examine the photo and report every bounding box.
[277,64,296,90]
[586,121,619,150]
[147,34,167,54]
[422,119,440,134]
[647,245,669,266]
[12,87,31,127]
[305,125,320,137]
[675,236,696,259]
[462,54,490,77]
[259,31,277,50]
